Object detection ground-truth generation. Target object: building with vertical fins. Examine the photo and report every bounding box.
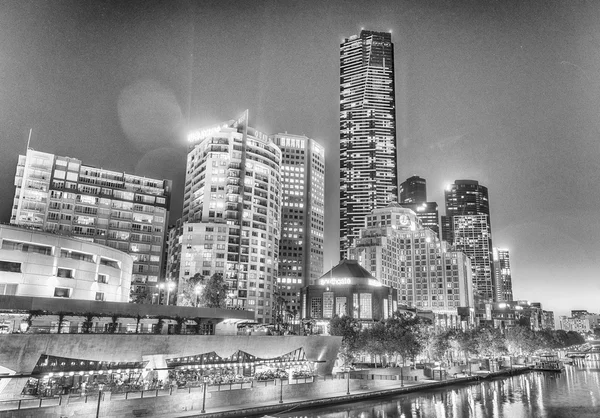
[349,204,474,322]
[493,248,513,302]
[168,111,282,324]
[10,149,171,302]
[399,176,440,237]
[271,133,325,317]
[442,180,495,304]
[339,30,398,260]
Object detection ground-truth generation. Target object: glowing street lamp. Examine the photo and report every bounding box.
[159,281,176,305]
[195,285,202,307]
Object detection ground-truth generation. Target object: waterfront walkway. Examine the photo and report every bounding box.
[167,368,531,418]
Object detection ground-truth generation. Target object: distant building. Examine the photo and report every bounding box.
[398,176,439,236]
[442,180,494,304]
[271,133,325,317]
[493,248,513,302]
[10,149,171,302]
[441,180,491,244]
[559,312,600,333]
[169,112,282,324]
[559,316,592,333]
[349,204,474,317]
[485,300,551,331]
[0,224,132,302]
[399,175,427,204]
[401,201,440,237]
[340,30,398,259]
[301,259,399,328]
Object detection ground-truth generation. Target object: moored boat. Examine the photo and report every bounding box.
[534,354,565,372]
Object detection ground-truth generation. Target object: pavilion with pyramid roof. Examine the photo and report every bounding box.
[301,259,399,328]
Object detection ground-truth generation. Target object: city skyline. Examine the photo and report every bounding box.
[1,1,599,318]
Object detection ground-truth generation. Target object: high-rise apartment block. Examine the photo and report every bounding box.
[169,112,282,324]
[11,149,171,302]
[340,30,398,259]
[350,204,474,316]
[442,180,494,303]
[493,248,513,302]
[271,133,325,316]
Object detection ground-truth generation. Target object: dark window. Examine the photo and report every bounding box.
[54,287,71,298]
[57,268,73,278]
[0,261,21,273]
[100,258,119,269]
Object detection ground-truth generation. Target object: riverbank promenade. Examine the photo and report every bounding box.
[164,368,531,418]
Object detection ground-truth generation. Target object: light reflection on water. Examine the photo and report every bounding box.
[275,360,600,418]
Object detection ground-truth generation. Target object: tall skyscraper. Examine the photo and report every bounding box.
[399,175,427,204]
[271,133,325,316]
[441,180,490,244]
[350,204,474,320]
[442,180,494,303]
[399,176,439,236]
[11,149,171,302]
[169,112,282,324]
[339,30,398,260]
[493,248,513,302]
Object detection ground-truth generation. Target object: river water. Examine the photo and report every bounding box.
[275,360,600,418]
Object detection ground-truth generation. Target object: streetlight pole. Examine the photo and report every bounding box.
[279,378,283,404]
[346,369,350,395]
[95,390,102,418]
[201,378,207,413]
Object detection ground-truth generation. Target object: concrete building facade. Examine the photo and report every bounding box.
[0,225,132,302]
[10,149,171,302]
[349,204,474,316]
[170,112,282,324]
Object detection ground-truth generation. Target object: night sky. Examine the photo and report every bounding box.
[1,0,599,318]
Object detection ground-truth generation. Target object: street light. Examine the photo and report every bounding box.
[195,286,202,307]
[201,377,208,413]
[159,281,176,305]
[279,378,284,404]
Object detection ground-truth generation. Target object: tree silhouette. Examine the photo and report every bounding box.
[200,273,229,308]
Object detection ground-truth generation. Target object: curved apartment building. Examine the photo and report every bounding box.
[0,224,132,302]
[171,112,282,323]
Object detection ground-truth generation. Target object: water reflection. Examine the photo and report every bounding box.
[275,361,600,418]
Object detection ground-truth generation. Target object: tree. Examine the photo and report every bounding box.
[81,313,96,334]
[474,326,507,358]
[505,325,539,356]
[329,315,362,368]
[200,273,229,308]
[174,316,187,334]
[107,314,120,334]
[179,273,205,307]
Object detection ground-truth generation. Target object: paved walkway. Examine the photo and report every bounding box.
[161,378,460,418]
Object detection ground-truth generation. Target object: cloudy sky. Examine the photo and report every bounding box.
[1,0,599,318]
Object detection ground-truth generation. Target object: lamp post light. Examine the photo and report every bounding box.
[195,286,202,307]
[201,377,208,413]
[279,378,284,404]
[346,368,350,395]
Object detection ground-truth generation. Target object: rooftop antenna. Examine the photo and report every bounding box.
[26,128,32,150]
